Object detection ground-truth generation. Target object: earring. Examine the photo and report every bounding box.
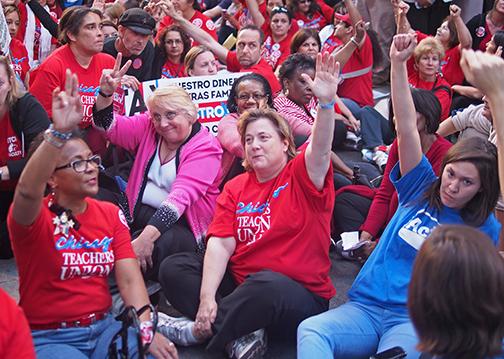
[284,88,289,97]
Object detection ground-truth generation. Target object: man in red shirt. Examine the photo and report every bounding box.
[160,0,281,94]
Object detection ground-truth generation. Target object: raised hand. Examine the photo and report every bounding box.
[99,53,132,96]
[301,52,340,105]
[460,49,504,99]
[390,33,417,64]
[354,21,366,44]
[51,69,83,132]
[449,4,461,19]
[157,0,182,21]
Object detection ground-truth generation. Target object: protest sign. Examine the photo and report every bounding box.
[118,72,248,136]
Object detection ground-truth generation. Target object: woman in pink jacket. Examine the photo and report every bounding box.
[93,59,222,281]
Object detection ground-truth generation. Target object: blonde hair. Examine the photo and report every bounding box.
[0,56,24,107]
[414,37,445,63]
[237,108,297,172]
[184,46,212,74]
[146,85,198,121]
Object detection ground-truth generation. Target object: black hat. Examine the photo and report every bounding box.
[119,8,155,35]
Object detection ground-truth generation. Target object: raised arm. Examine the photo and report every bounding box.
[436,117,458,137]
[244,0,266,28]
[11,71,82,226]
[460,50,504,196]
[304,52,340,190]
[95,53,131,112]
[343,0,362,26]
[390,33,422,176]
[449,5,472,49]
[158,0,229,63]
[391,0,411,34]
[331,20,367,66]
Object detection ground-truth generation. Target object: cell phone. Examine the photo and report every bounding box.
[370,346,407,359]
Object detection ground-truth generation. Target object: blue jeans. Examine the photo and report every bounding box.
[32,314,149,359]
[297,301,420,359]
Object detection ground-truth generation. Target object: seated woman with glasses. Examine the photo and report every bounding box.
[7,70,177,359]
[217,73,274,186]
[93,57,223,282]
[153,25,192,80]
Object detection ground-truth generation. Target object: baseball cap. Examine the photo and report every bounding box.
[118,8,155,35]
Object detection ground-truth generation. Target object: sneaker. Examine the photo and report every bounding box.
[335,239,361,262]
[226,329,267,359]
[372,150,389,172]
[361,148,374,162]
[157,313,201,346]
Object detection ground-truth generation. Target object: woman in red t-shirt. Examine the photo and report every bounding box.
[3,5,30,86]
[287,0,332,30]
[156,53,339,357]
[154,25,191,79]
[8,69,177,359]
[260,7,293,70]
[290,28,321,59]
[409,37,452,121]
[183,45,219,76]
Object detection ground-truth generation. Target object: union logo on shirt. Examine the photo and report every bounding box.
[7,136,22,158]
[398,209,440,250]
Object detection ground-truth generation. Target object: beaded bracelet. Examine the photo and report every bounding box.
[43,129,65,148]
[319,99,336,110]
[49,124,72,140]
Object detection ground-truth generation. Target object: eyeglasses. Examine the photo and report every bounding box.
[165,39,183,46]
[236,93,267,101]
[55,155,102,173]
[151,110,186,122]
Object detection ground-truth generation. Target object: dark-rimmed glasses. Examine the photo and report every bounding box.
[55,155,102,173]
[236,93,267,101]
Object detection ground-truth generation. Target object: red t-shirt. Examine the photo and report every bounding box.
[0,113,23,191]
[161,59,186,79]
[0,289,35,359]
[321,33,343,54]
[159,11,217,45]
[9,39,30,82]
[234,2,267,29]
[260,32,292,70]
[226,51,282,94]
[337,35,374,107]
[207,151,336,299]
[293,0,332,30]
[7,197,135,325]
[409,71,452,121]
[30,45,115,128]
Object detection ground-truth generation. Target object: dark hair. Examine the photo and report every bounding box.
[59,6,102,45]
[101,19,118,31]
[238,24,264,44]
[423,136,499,226]
[441,16,460,49]
[227,73,274,114]
[237,109,297,171]
[156,25,191,61]
[493,30,504,58]
[409,225,504,359]
[290,28,321,54]
[389,87,442,136]
[270,6,292,22]
[278,53,315,91]
[28,130,85,160]
[288,0,321,18]
[123,0,140,10]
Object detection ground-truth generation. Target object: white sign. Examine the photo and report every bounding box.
[117,72,248,136]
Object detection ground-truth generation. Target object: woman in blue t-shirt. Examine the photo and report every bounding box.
[297,32,501,359]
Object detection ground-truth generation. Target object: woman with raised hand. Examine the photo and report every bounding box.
[155,52,339,359]
[7,70,177,359]
[93,52,222,282]
[297,32,501,358]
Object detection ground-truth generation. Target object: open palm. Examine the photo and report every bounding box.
[51,70,83,132]
[302,52,341,105]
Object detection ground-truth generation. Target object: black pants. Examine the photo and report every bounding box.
[0,191,14,259]
[406,0,450,36]
[333,191,373,236]
[132,204,197,281]
[159,252,328,351]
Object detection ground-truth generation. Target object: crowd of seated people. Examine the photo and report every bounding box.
[1,0,504,358]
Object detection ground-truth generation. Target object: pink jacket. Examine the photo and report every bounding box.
[104,112,223,243]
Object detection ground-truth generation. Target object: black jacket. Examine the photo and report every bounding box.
[6,93,50,180]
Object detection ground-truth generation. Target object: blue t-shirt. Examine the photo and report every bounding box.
[348,156,500,315]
